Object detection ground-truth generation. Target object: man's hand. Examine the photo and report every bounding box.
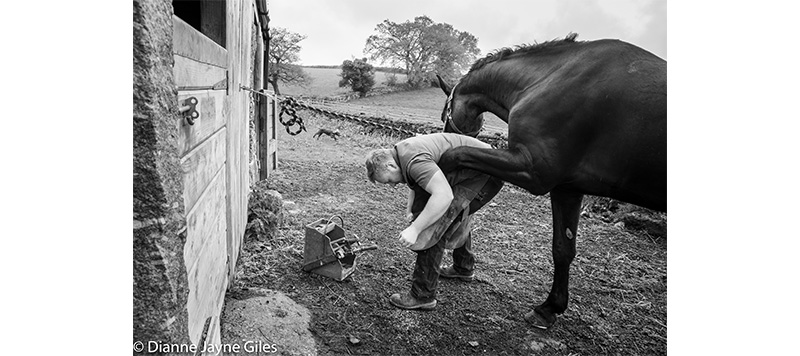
[398,225,420,248]
[405,212,414,223]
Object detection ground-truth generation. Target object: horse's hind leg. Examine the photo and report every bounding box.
[526,187,583,329]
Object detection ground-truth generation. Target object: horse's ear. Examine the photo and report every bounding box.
[436,74,452,96]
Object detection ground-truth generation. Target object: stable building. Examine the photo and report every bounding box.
[133,0,276,350]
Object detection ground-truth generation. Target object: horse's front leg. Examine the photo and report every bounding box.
[438,144,555,195]
[526,187,583,329]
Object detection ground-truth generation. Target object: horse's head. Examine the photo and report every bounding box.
[437,74,484,137]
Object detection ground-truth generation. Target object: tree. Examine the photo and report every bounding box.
[364,16,480,88]
[339,58,375,97]
[268,27,312,95]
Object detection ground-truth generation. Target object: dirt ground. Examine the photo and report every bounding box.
[229,111,667,355]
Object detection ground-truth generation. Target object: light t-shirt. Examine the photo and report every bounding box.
[394,133,491,191]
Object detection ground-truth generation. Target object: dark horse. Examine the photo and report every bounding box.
[436,33,666,329]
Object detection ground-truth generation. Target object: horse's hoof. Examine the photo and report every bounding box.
[525,309,556,330]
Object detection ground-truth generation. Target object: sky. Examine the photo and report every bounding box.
[267,0,666,66]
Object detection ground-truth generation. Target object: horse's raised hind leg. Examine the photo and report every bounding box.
[438,145,556,195]
[526,187,583,329]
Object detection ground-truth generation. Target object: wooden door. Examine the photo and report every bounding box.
[172,15,229,348]
[258,91,278,180]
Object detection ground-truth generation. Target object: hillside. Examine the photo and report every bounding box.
[281,67,408,98]
[281,67,508,136]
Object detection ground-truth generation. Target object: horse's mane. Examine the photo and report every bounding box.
[469,32,580,73]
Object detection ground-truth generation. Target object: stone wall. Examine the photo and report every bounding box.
[249,20,260,185]
[133,0,190,346]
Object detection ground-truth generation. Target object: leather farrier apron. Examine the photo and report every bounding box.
[407,169,490,251]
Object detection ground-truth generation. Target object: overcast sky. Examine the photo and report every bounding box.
[268,0,666,66]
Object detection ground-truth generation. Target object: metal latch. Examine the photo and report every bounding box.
[178,97,199,125]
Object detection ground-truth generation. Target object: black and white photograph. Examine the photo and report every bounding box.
[132,0,669,354]
[0,0,759,355]
[8,0,800,355]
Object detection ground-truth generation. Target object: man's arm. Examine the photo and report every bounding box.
[399,170,453,247]
[406,189,415,222]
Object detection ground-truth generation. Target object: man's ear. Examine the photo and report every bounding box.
[436,74,452,96]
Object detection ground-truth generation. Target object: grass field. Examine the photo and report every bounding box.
[231,111,667,355]
[282,67,509,135]
[281,67,408,98]
[234,65,668,355]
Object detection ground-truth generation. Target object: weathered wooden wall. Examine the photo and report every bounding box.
[224,0,251,307]
[173,13,230,348]
[172,0,256,347]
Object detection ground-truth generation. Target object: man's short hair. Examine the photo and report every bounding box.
[365,149,395,183]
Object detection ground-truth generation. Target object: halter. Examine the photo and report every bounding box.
[444,82,481,137]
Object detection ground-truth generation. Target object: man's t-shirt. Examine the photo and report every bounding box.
[394,133,491,190]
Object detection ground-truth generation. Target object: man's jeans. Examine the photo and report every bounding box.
[408,175,503,301]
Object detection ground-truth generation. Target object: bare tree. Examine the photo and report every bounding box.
[268,27,312,95]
